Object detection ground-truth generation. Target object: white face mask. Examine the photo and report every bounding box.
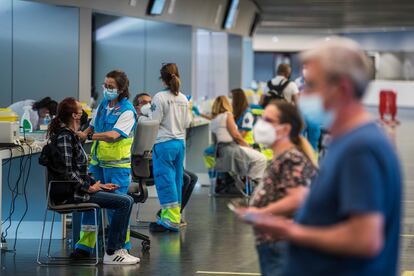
[253,119,278,146]
[140,103,152,116]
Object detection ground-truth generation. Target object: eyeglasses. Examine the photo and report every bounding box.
[102,84,117,91]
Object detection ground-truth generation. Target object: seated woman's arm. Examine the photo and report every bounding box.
[56,133,97,193]
[226,113,249,147]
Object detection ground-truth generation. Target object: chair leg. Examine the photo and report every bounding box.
[94,209,99,265]
[36,207,49,265]
[47,212,56,258]
[101,210,106,253]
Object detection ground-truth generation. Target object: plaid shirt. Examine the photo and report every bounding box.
[55,128,92,192]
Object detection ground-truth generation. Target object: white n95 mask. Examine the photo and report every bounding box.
[253,119,277,146]
[140,103,152,116]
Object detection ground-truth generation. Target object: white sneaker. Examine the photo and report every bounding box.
[103,249,139,265]
[119,249,140,263]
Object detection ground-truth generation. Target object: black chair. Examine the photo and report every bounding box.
[212,134,253,197]
[37,177,105,266]
[128,119,159,252]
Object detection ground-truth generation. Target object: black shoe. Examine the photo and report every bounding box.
[70,248,91,259]
[149,222,170,233]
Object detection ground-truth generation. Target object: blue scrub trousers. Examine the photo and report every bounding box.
[152,139,185,231]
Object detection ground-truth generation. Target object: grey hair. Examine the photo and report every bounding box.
[300,37,372,100]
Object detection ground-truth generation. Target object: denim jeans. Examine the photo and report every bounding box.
[86,191,133,251]
[256,241,287,276]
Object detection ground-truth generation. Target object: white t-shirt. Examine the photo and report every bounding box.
[265,76,299,103]
[151,90,191,144]
[90,105,135,137]
[211,112,233,143]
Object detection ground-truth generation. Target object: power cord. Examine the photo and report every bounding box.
[13,142,32,250]
[0,125,32,251]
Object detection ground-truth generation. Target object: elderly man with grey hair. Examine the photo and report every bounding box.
[238,37,402,275]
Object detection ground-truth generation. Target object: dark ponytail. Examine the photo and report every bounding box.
[47,98,78,139]
[269,101,318,167]
[160,63,181,96]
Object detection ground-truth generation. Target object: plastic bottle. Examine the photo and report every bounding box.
[21,105,33,133]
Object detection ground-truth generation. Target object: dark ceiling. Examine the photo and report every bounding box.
[254,0,414,32]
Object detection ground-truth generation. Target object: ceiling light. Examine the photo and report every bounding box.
[272,36,279,43]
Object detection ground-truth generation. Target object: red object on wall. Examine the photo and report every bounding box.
[379,90,397,122]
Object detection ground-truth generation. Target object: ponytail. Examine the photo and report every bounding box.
[169,74,181,96]
[47,117,62,139]
[160,63,181,96]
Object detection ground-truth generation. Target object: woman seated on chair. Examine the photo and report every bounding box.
[47,97,139,265]
[210,96,267,185]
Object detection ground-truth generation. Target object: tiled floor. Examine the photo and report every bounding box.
[0,108,412,276]
[394,109,414,274]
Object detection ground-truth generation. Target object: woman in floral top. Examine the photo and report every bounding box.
[245,101,318,276]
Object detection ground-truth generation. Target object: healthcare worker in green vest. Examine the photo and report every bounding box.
[73,70,137,258]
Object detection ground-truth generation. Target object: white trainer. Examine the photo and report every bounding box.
[120,249,140,263]
[103,249,139,265]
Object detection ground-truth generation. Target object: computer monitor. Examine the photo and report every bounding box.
[222,0,239,30]
[147,0,166,16]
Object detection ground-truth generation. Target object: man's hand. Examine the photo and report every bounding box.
[76,131,88,140]
[237,210,295,239]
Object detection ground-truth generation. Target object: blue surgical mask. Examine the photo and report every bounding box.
[103,89,118,101]
[298,94,334,129]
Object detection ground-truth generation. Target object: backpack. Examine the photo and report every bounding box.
[261,79,291,107]
[39,128,83,204]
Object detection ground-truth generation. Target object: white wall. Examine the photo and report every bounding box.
[253,33,327,52]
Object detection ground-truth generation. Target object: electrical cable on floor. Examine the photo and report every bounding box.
[2,145,25,240]
[13,142,32,250]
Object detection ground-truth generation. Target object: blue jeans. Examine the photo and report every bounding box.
[256,241,287,276]
[86,191,133,251]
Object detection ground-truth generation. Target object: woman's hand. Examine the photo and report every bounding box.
[88,182,102,193]
[76,131,88,140]
[100,183,120,191]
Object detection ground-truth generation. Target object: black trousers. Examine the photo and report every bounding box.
[181,169,197,212]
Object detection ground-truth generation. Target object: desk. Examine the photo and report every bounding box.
[0,142,61,239]
[185,117,210,176]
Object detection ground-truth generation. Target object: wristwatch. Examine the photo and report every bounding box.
[87,132,94,140]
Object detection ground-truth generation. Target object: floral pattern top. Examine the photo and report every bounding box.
[250,147,317,243]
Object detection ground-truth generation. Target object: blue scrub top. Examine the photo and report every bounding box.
[284,122,402,276]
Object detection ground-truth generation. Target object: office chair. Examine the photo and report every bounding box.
[212,134,253,198]
[128,119,159,252]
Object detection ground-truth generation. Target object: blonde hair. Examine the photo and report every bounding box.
[211,96,233,118]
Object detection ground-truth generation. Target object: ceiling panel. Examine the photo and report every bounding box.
[254,0,414,32]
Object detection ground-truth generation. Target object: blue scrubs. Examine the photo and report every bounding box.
[152,139,185,231]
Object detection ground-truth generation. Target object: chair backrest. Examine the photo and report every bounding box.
[131,120,159,157]
[131,120,159,179]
